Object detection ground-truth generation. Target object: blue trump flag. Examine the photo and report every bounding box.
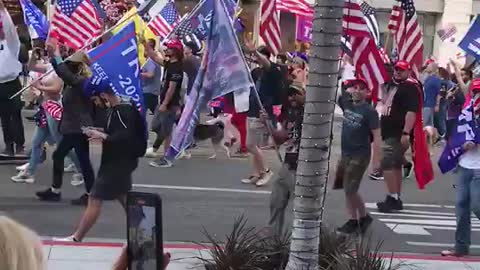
[438,100,480,173]
[87,22,145,118]
[459,16,480,60]
[166,0,253,160]
[20,0,49,40]
[188,0,238,39]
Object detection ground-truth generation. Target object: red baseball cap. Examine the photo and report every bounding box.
[394,60,411,71]
[345,78,369,90]
[470,78,480,92]
[165,39,183,52]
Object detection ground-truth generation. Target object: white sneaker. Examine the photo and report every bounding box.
[11,171,35,184]
[177,150,192,160]
[53,235,79,242]
[144,147,159,158]
[16,163,29,171]
[71,173,84,186]
[149,158,173,168]
[256,169,274,187]
[241,175,260,184]
[64,163,77,173]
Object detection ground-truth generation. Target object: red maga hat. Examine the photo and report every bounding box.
[165,39,183,51]
[470,78,480,93]
[345,78,369,90]
[394,60,411,70]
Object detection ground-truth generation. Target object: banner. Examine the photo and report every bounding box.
[459,16,480,60]
[19,0,49,40]
[438,100,480,173]
[296,16,312,42]
[88,22,145,116]
[166,0,253,160]
[188,0,238,39]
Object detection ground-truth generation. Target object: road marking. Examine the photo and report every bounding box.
[371,211,478,220]
[133,184,271,194]
[407,242,480,249]
[366,202,454,209]
[379,219,480,227]
[386,224,431,235]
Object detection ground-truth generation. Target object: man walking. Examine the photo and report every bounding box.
[377,60,420,213]
[334,78,380,234]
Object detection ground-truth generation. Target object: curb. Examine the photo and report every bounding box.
[42,240,480,262]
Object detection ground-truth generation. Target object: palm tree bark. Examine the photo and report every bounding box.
[285,0,344,269]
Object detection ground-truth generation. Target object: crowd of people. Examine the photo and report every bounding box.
[2,0,480,265]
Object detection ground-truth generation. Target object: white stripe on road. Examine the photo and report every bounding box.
[133,184,271,195]
[379,219,480,227]
[407,242,480,249]
[366,202,455,209]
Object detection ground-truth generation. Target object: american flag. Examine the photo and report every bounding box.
[437,23,457,42]
[175,15,194,39]
[360,1,380,46]
[49,0,103,50]
[388,0,424,78]
[260,0,281,55]
[147,1,180,39]
[343,0,389,102]
[276,0,313,18]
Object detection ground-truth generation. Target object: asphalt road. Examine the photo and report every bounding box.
[0,112,477,256]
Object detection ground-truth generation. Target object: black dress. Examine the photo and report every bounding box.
[91,101,140,200]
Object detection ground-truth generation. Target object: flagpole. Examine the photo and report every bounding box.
[9,8,141,100]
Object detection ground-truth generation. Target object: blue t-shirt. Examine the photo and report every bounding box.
[423,75,442,108]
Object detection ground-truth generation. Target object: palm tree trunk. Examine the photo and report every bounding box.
[286,0,344,269]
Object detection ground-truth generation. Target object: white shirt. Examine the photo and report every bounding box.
[459,148,480,169]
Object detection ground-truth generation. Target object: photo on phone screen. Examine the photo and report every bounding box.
[127,192,163,270]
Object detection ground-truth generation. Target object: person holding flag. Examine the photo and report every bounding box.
[146,39,184,167]
[35,41,96,206]
[441,78,480,257]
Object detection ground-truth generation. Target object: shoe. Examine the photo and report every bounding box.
[149,158,172,168]
[369,171,384,181]
[53,235,80,242]
[256,169,274,187]
[71,193,89,206]
[71,173,84,186]
[16,163,29,171]
[376,195,403,213]
[441,250,467,257]
[15,145,27,157]
[336,219,359,234]
[359,214,373,234]
[232,149,249,158]
[241,175,260,184]
[36,188,61,202]
[403,162,413,179]
[144,147,159,158]
[64,163,77,173]
[0,144,14,157]
[11,171,35,184]
[177,150,191,160]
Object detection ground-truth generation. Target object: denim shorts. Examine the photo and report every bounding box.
[151,107,177,138]
[422,107,434,127]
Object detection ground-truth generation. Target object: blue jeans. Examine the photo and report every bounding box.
[455,167,480,254]
[434,99,447,137]
[27,113,80,175]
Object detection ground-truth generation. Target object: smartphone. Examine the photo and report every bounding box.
[127,192,163,270]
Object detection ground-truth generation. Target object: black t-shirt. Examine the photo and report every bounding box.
[339,98,379,156]
[160,61,183,109]
[380,80,420,140]
[283,105,304,170]
[248,62,285,118]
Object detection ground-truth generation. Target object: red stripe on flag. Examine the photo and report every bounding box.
[260,0,282,55]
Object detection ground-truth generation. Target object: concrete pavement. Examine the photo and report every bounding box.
[43,240,480,270]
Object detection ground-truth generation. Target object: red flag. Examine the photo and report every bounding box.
[409,78,434,189]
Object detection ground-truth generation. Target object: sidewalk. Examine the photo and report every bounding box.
[43,240,480,270]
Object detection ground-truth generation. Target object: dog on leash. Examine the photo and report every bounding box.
[193,113,239,159]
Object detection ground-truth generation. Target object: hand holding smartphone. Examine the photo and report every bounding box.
[127,192,163,270]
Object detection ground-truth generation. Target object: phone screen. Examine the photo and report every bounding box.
[127,194,161,270]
